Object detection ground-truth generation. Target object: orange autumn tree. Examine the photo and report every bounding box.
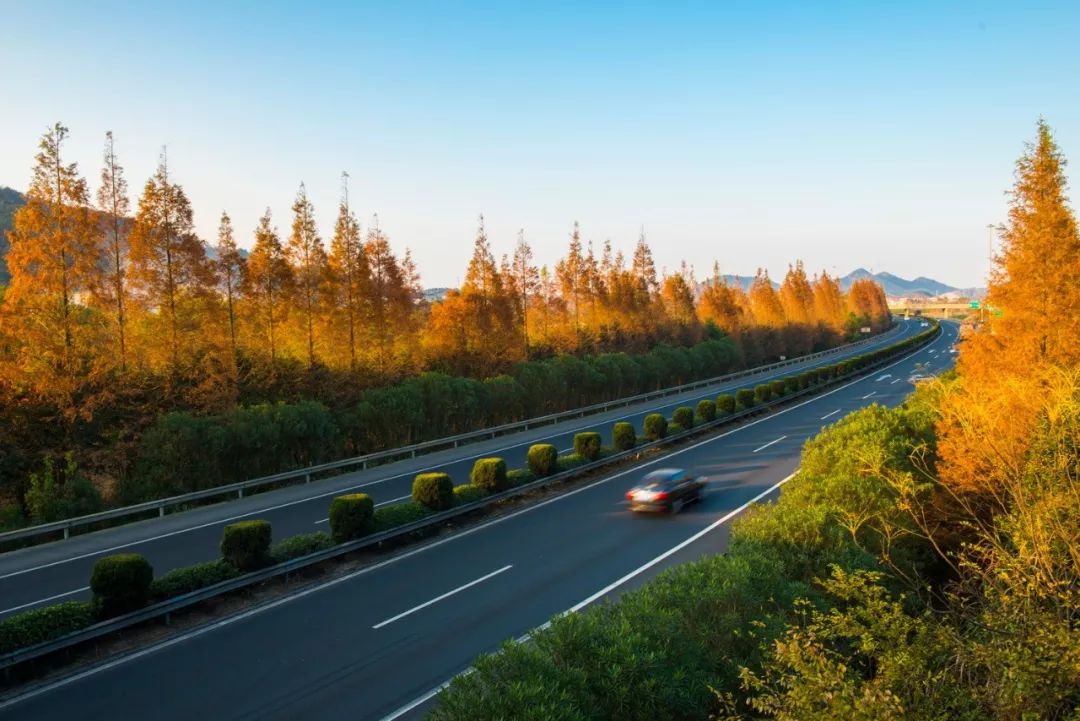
[3,123,103,412]
[939,120,1080,495]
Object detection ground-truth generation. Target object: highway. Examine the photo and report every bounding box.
[0,322,922,620]
[0,320,957,720]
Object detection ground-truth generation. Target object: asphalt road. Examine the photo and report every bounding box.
[0,320,957,721]
[0,323,920,620]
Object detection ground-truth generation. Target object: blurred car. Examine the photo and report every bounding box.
[625,468,704,514]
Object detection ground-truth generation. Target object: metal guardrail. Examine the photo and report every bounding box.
[0,323,939,675]
[0,324,905,547]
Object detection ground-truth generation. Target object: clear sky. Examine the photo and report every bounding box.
[2,1,1078,288]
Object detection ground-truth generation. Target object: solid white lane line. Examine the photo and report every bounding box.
[891,378,902,385]
[2,326,916,583]
[380,470,800,721]
[862,391,876,399]
[875,374,892,382]
[314,494,413,524]
[0,586,90,616]
[0,330,940,710]
[372,565,513,630]
[752,436,786,453]
[820,409,841,420]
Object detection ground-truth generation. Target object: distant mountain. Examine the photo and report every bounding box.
[838,268,983,299]
[423,287,452,302]
[0,187,26,284]
[715,274,777,292]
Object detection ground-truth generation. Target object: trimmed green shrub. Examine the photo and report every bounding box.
[150,559,238,601]
[507,468,536,486]
[527,444,558,476]
[328,493,374,543]
[672,406,694,430]
[0,601,95,654]
[716,394,736,414]
[696,399,717,423]
[90,553,153,617]
[643,413,668,441]
[786,375,801,393]
[669,423,685,434]
[220,520,272,572]
[413,472,454,510]
[557,452,587,471]
[735,389,755,408]
[770,379,786,397]
[612,421,636,451]
[453,484,489,505]
[754,384,772,403]
[373,501,434,532]
[573,432,602,461]
[471,457,508,492]
[269,532,334,564]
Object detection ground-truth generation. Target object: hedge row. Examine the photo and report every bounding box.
[0,324,936,656]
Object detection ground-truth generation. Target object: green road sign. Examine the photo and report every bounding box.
[969,300,980,309]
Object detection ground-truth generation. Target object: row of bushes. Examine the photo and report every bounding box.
[120,323,882,505]
[0,324,936,657]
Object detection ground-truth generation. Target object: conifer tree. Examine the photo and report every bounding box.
[779,260,814,325]
[328,178,369,371]
[811,271,846,332]
[214,211,245,365]
[5,123,101,404]
[507,229,539,355]
[698,263,746,335]
[631,228,658,297]
[96,131,130,369]
[748,269,785,327]
[555,222,586,341]
[245,209,292,361]
[287,183,327,367]
[983,119,1080,367]
[128,151,211,370]
[364,216,413,373]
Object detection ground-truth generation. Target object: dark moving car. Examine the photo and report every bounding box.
[625,468,704,514]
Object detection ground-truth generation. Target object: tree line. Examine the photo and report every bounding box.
[0,122,890,523]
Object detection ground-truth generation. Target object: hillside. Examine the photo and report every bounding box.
[0,187,25,284]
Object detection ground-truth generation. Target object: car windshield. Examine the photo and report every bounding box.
[642,470,683,485]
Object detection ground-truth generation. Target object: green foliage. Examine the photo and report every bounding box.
[430,546,808,721]
[573,432,602,461]
[90,553,153,618]
[24,453,103,524]
[328,493,374,542]
[754,384,772,403]
[695,399,717,423]
[0,601,94,654]
[770,379,786,397]
[716,393,736,414]
[672,406,694,430]
[735,388,755,408]
[643,413,667,441]
[507,468,536,486]
[527,444,558,476]
[470,457,508,492]
[269,531,334,564]
[612,421,636,451]
[412,472,454,510]
[557,452,587,471]
[784,375,800,394]
[220,520,272,572]
[149,559,239,601]
[452,484,489,505]
[373,501,434,532]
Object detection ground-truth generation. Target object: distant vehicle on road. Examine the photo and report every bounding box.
[626,468,704,514]
[920,322,929,327]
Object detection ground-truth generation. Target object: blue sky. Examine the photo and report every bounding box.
[2,1,1078,288]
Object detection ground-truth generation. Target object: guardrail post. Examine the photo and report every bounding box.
[410,449,416,458]
[63,525,70,540]
[238,488,244,499]
[158,505,165,518]
[304,473,311,484]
